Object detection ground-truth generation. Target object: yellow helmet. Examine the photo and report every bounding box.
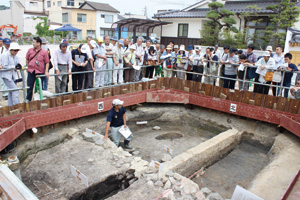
[97,36,104,43]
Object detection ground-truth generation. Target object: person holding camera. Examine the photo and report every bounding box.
[25,37,49,101]
[0,43,22,106]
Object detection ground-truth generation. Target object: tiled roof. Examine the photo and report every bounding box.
[154,8,209,18]
[153,1,300,18]
[80,1,120,13]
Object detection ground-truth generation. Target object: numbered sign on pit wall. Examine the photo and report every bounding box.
[230,103,237,113]
[98,102,104,111]
[150,160,164,171]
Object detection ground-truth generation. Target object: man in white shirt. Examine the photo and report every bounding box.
[94,37,107,87]
[254,51,275,95]
[0,38,10,100]
[113,40,125,84]
[84,36,95,89]
[272,46,285,96]
[191,47,204,82]
[213,44,222,61]
[53,43,72,93]
[103,35,115,85]
[134,38,144,81]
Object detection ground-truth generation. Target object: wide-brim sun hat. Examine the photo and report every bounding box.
[166,45,173,50]
[130,44,136,50]
[9,42,21,50]
[262,51,271,57]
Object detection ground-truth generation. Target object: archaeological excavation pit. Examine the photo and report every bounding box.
[2,103,300,200]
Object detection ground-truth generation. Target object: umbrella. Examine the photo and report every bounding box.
[55,24,81,41]
[54,24,81,32]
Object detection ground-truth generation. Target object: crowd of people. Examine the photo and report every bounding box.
[0,36,300,107]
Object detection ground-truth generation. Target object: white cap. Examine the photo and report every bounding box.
[112,99,124,106]
[174,45,179,49]
[262,51,271,57]
[266,46,273,51]
[90,40,97,48]
[9,42,21,50]
[130,44,136,50]
[81,44,88,53]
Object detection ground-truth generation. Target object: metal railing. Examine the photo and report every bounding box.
[0,60,299,107]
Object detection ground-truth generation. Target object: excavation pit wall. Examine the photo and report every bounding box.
[3,104,300,199]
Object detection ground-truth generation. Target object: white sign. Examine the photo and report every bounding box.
[118,125,132,139]
[136,121,148,125]
[70,165,89,187]
[231,185,264,200]
[230,103,237,113]
[98,102,104,111]
[150,160,164,171]
[164,144,173,155]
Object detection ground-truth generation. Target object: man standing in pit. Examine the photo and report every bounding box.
[104,99,133,149]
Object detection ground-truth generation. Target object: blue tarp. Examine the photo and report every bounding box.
[55,24,81,32]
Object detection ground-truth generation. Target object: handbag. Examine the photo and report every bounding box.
[187,65,192,72]
[264,71,274,82]
[272,71,282,83]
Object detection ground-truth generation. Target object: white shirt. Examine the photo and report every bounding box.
[255,57,275,83]
[102,43,115,58]
[191,53,204,65]
[214,49,222,60]
[273,53,285,70]
[53,49,72,72]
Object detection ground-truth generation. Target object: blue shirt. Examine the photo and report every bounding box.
[284,63,298,84]
[106,106,126,127]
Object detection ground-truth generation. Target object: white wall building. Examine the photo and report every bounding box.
[153,0,300,48]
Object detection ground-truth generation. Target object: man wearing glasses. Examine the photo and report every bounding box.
[25,37,49,101]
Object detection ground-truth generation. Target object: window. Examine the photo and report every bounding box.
[58,1,61,7]
[29,2,38,7]
[100,29,114,37]
[62,13,68,23]
[104,15,113,23]
[67,0,74,6]
[53,2,55,6]
[178,24,188,37]
[77,13,86,23]
[87,30,96,38]
[47,1,51,7]
[101,14,105,18]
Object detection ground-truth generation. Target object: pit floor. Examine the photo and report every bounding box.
[193,141,270,199]
[115,113,228,162]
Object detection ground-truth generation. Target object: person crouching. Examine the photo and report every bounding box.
[104,99,133,149]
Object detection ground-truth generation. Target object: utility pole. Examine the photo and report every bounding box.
[143,6,147,18]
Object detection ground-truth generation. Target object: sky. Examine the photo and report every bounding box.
[1,0,198,17]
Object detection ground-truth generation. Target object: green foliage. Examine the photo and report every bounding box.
[35,17,68,38]
[204,1,237,43]
[265,0,300,47]
[200,21,219,46]
[208,2,224,10]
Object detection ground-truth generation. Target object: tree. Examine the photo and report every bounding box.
[205,2,238,43]
[35,17,68,37]
[266,0,300,47]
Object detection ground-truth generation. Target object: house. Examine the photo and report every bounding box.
[0,0,25,35]
[153,0,300,48]
[47,0,85,25]
[79,1,119,38]
[55,1,119,40]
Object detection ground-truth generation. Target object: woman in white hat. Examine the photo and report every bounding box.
[254,51,275,94]
[0,42,21,106]
[123,45,136,83]
[176,46,186,79]
[160,45,175,78]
